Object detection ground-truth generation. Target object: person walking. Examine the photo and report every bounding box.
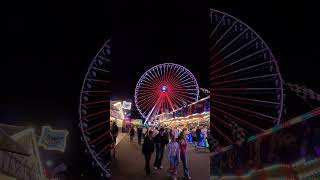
[178,131,191,179]
[153,128,169,170]
[111,122,119,145]
[137,126,143,144]
[142,126,147,139]
[167,134,180,180]
[202,126,208,147]
[196,126,202,146]
[130,126,135,142]
[142,130,155,176]
[174,127,179,140]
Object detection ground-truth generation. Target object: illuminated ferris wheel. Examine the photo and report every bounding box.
[79,38,111,178]
[209,9,284,146]
[135,63,199,124]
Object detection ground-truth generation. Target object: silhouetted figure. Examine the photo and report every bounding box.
[142,131,154,176]
[111,122,119,144]
[153,128,169,169]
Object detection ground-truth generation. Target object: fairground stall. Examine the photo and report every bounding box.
[110,101,126,129]
[157,96,210,147]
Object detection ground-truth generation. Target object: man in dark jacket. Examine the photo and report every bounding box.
[111,122,119,144]
[142,130,154,175]
[153,128,169,169]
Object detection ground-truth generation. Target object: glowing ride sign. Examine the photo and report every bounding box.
[122,101,132,110]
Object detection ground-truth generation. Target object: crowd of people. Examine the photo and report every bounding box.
[125,125,208,180]
[141,127,191,180]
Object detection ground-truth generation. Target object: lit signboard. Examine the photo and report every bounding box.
[122,101,132,110]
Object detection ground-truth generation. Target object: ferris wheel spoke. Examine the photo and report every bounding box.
[212,105,264,132]
[140,94,159,112]
[82,112,108,122]
[170,95,185,108]
[145,95,163,122]
[155,66,162,83]
[211,124,233,144]
[210,87,280,91]
[142,75,160,88]
[211,113,232,129]
[139,83,158,91]
[96,55,111,63]
[96,144,112,157]
[213,100,278,121]
[210,15,226,38]
[212,94,280,105]
[210,60,273,80]
[172,88,199,92]
[82,100,110,106]
[88,123,109,135]
[166,66,176,84]
[165,94,175,111]
[83,90,111,93]
[210,28,249,61]
[172,91,198,98]
[138,95,158,110]
[210,21,237,52]
[82,109,110,119]
[86,79,110,84]
[148,70,162,87]
[89,132,110,145]
[83,121,108,132]
[138,85,157,91]
[210,74,278,85]
[210,37,259,69]
[178,75,194,84]
[211,48,269,75]
[173,92,195,103]
[91,67,110,73]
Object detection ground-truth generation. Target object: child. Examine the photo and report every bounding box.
[167,134,180,180]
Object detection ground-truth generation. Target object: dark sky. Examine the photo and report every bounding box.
[3,0,320,178]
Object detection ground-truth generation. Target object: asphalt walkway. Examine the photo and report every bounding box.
[111,134,210,180]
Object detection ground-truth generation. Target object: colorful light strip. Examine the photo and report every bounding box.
[210,158,320,180]
[212,107,320,156]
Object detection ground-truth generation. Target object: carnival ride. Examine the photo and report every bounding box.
[79,39,112,178]
[209,8,284,147]
[208,8,320,179]
[134,63,200,125]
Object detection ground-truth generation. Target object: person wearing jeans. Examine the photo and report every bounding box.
[167,134,180,180]
[142,131,155,176]
[178,129,191,179]
[153,128,169,169]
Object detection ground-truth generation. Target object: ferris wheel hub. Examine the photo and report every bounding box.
[161,85,168,92]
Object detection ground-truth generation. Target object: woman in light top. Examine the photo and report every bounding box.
[167,134,180,180]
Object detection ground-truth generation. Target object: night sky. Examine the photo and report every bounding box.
[3,0,320,178]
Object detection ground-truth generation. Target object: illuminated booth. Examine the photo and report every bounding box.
[110,101,126,128]
[158,96,210,128]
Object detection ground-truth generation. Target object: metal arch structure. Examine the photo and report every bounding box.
[209,9,284,146]
[134,63,200,125]
[79,38,112,178]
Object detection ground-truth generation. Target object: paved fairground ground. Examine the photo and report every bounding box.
[111,134,210,180]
